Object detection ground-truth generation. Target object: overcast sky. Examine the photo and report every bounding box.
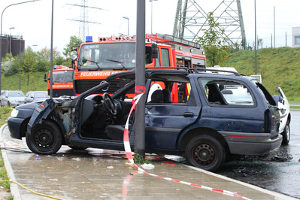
[1,0,300,54]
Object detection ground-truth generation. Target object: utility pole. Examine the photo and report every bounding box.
[173,0,246,47]
[273,6,275,48]
[49,0,54,98]
[122,16,130,36]
[285,32,287,47]
[67,1,103,41]
[134,0,146,157]
[271,34,272,48]
[254,0,257,75]
[19,36,22,90]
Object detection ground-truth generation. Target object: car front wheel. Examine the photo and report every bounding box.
[26,120,62,155]
[282,122,290,145]
[185,134,225,172]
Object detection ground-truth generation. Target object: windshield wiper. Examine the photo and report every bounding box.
[104,59,127,70]
[81,58,101,70]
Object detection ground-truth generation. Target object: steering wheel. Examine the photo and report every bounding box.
[103,93,117,116]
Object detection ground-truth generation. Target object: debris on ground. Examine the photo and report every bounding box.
[141,163,155,170]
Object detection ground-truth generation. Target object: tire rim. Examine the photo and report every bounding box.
[34,129,54,149]
[192,143,216,166]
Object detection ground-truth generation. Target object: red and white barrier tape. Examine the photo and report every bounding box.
[123,94,252,200]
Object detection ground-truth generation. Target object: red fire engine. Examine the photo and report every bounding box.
[73,34,206,95]
[45,65,75,97]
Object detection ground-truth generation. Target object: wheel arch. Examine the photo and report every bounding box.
[20,118,30,137]
[42,116,67,145]
[178,127,229,154]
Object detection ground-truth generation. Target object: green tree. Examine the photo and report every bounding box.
[35,47,62,71]
[63,35,83,59]
[198,12,229,67]
[2,53,18,76]
[20,47,37,91]
[63,36,83,67]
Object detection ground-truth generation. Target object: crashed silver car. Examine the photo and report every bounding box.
[273,87,291,145]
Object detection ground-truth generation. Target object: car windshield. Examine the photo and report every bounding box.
[8,91,25,97]
[53,71,73,83]
[78,42,136,70]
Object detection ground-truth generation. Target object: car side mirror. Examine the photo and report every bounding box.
[71,50,78,61]
[44,73,48,82]
[151,43,158,59]
[145,44,158,65]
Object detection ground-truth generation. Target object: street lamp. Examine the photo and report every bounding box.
[19,35,23,90]
[32,44,38,51]
[149,0,158,34]
[9,27,15,54]
[0,0,40,95]
[122,16,129,36]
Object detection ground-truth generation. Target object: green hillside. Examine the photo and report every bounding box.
[1,72,47,94]
[224,47,300,101]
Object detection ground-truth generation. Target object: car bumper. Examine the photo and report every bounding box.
[7,117,25,139]
[221,131,282,155]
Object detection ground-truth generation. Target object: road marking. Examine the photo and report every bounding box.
[186,164,298,200]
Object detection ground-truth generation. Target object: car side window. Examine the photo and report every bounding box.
[147,80,193,104]
[199,79,255,106]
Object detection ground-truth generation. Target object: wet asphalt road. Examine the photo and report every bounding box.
[219,110,300,199]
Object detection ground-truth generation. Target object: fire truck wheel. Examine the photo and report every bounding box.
[26,120,62,155]
[185,134,225,172]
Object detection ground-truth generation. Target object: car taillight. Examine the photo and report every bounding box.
[264,110,270,133]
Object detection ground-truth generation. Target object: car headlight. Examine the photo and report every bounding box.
[11,109,19,118]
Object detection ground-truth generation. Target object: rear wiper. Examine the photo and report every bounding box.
[81,58,101,70]
[105,59,127,70]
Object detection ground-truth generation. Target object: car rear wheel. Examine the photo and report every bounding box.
[26,120,62,155]
[185,135,225,172]
[282,122,290,145]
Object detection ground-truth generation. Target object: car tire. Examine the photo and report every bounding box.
[281,122,290,145]
[185,134,225,172]
[26,120,62,155]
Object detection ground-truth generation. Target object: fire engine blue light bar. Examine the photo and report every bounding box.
[86,36,93,42]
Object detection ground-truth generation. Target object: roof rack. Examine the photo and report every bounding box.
[145,67,240,76]
[193,67,241,76]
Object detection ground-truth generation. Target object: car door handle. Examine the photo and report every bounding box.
[184,112,194,117]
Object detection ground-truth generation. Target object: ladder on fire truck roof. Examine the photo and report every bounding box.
[146,34,202,50]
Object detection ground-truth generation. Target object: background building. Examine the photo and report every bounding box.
[292,27,300,47]
[0,35,25,58]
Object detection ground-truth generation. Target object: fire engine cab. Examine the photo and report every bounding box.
[73,34,206,95]
[45,65,75,97]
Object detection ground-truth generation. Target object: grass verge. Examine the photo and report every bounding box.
[290,106,300,109]
[0,107,13,199]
